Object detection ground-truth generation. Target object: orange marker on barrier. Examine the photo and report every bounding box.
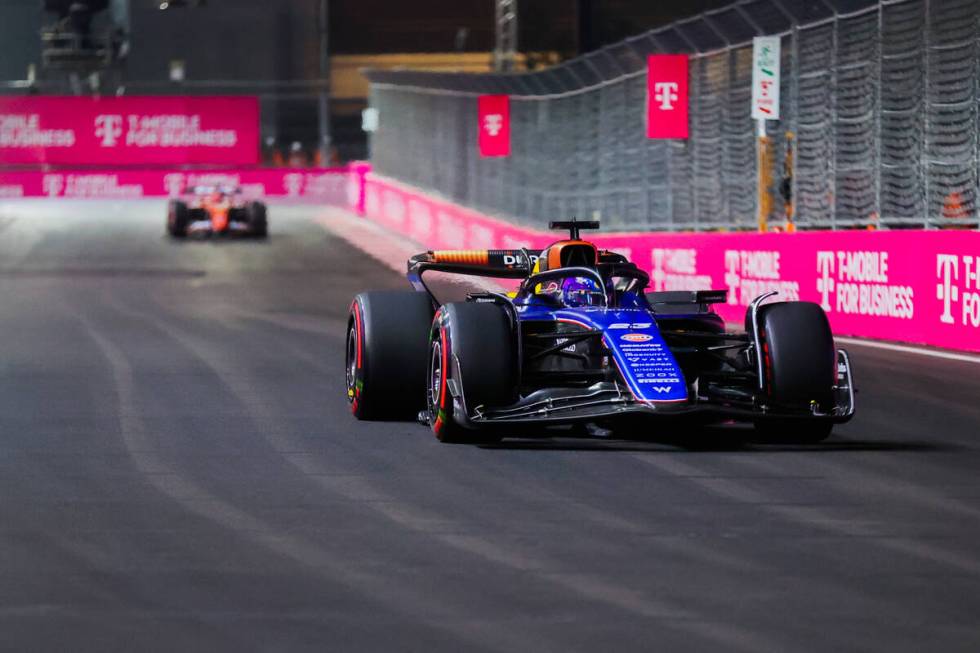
[943,192,968,221]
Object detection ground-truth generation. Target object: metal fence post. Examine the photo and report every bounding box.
[830,11,838,231]
[924,0,932,228]
[874,0,883,229]
[791,25,800,233]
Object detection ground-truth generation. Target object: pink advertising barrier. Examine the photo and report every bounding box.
[0,167,362,204]
[0,96,259,166]
[363,174,980,353]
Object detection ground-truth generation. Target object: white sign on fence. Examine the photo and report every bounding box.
[751,36,781,121]
[361,107,379,133]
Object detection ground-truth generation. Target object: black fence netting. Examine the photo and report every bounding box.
[366,0,980,231]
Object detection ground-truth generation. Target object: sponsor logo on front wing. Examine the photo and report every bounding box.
[621,333,654,343]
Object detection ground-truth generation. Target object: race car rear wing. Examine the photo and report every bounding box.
[408,249,643,278]
[411,249,540,278]
[407,250,536,307]
[407,248,654,307]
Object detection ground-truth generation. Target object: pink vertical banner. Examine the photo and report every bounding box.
[478,95,511,157]
[646,55,689,139]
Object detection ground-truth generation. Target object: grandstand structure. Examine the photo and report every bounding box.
[366,0,980,231]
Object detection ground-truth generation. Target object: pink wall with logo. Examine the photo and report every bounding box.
[3,163,977,353]
[362,174,980,353]
[0,96,258,165]
[0,168,360,204]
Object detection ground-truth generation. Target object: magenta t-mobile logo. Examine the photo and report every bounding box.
[483,114,503,136]
[723,251,740,305]
[164,173,185,197]
[42,174,64,197]
[94,114,123,147]
[283,173,303,197]
[936,254,959,325]
[653,82,679,110]
[650,249,666,291]
[816,251,836,311]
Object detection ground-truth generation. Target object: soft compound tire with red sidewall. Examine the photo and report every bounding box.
[753,301,837,443]
[346,291,434,420]
[428,302,517,443]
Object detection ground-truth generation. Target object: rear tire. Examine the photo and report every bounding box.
[346,291,434,420]
[753,301,837,443]
[167,200,189,238]
[428,302,516,443]
[246,201,268,238]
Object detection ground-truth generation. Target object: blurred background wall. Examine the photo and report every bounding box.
[0,0,731,163]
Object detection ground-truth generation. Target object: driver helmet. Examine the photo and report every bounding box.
[562,276,605,307]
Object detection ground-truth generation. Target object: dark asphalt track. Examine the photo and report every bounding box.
[0,200,979,652]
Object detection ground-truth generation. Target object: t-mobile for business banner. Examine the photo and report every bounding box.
[646,55,689,139]
[478,95,511,157]
[0,96,259,165]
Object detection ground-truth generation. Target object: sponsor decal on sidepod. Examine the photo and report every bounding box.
[621,333,654,343]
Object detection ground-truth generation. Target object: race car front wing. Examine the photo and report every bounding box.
[445,349,855,427]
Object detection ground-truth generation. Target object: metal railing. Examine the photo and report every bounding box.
[366,0,980,231]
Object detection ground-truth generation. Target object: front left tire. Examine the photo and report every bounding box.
[752,301,837,443]
[428,302,517,443]
[346,291,434,420]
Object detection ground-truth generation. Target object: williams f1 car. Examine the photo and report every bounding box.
[167,185,268,238]
[346,221,854,444]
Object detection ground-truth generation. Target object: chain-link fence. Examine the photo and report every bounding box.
[366,0,980,231]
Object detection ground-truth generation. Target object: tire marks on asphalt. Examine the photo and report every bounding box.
[76,296,532,653]
[630,453,980,578]
[113,288,784,653]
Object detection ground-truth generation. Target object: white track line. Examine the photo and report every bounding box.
[835,336,980,365]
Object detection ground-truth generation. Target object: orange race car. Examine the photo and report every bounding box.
[166,185,268,238]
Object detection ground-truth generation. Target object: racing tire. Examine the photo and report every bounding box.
[753,301,837,443]
[167,200,190,238]
[346,291,434,420]
[246,201,268,238]
[428,302,516,444]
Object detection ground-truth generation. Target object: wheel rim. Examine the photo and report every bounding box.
[429,339,442,409]
[346,325,358,400]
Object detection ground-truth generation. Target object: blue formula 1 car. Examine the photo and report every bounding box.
[346,221,854,444]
